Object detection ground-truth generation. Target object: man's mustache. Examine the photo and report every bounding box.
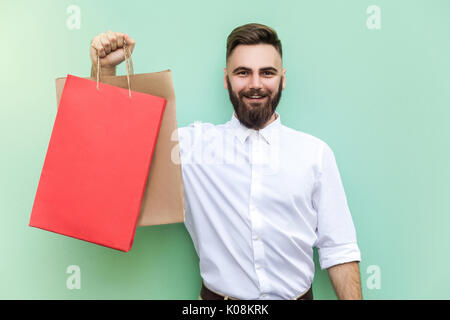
[239,89,270,98]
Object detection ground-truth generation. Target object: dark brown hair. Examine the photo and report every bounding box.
[226,23,282,62]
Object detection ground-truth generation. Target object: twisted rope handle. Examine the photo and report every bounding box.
[96,40,134,98]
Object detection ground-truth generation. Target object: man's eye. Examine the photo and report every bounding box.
[263,71,274,76]
[238,71,247,75]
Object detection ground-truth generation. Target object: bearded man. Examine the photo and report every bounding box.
[90,23,362,300]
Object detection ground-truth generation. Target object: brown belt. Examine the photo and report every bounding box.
[200,282,313,300]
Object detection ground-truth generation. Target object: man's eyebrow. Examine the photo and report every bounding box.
[232,66,279,74]
[260,67,278,73]
[232,66,251,73]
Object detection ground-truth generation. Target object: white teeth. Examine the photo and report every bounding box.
[249,96,262,98]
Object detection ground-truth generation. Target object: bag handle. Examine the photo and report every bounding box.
[96,40,134,98]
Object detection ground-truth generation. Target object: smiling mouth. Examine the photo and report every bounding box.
[244,95,267,101]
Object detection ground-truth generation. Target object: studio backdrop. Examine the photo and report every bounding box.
[0,0,449,299]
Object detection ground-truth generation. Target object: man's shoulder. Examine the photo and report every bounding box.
[179,120,221,130]
[177,121,226,150]
[178,120,228,137]
[280,124,327,149]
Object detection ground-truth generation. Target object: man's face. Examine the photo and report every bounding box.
[224,43,286,130]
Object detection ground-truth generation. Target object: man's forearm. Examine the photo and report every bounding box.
[327,261,362,300]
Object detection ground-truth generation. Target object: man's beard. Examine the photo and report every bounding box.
[226,76,283,130]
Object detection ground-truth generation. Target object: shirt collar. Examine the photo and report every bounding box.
[229,111,281,145]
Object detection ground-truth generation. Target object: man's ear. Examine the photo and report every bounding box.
[282,68,287,90]
[223,67,228,90]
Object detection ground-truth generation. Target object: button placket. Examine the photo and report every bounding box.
[252,133,264,166]
[248,132,271,297]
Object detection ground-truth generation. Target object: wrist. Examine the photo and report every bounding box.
[91,64,116,78]
[101,65,116,76]
[100,66,116,76]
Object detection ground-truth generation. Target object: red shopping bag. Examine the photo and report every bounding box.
[29,74,166,252]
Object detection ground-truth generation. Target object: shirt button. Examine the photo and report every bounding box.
[261,293,267,298]
[253,235,258,241]
[256,265,261,270]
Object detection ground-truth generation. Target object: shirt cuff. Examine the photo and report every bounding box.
[318,242,361,270]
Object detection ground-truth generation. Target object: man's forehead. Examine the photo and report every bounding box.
[227,43,282,70]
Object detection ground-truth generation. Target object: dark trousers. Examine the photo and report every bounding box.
[200,282,314,300]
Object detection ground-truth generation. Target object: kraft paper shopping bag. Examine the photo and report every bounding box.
[54,70,185,227]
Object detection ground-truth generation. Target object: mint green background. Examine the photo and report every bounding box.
[1,0,449,299]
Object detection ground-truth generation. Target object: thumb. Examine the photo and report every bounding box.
[124,34,136,54]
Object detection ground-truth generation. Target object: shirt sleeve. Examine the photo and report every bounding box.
[312,142,361,270]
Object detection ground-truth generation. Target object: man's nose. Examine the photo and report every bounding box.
[249,74,263,90]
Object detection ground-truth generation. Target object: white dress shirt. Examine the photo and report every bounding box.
[178,111,361,300]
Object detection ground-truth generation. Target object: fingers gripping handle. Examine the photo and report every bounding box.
[96,40,134,98]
